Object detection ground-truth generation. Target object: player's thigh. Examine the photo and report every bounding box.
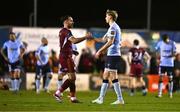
[59,55,75,73]
[43,63,53,78]
[35,65,42,79]
[102,69,110,79]
[67,73,76,81]
[135,64,143,77]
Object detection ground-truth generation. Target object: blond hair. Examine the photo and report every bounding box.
[106,9,118,21]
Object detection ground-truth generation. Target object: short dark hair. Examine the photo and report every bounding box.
[161,34,169,42]
[9,32,15,35]
[133,39,139,46]
[106,9,118,21]
[60,15,71,23]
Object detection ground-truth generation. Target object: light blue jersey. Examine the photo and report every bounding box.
[104,22,121,56]
[2,40,24,63]
[155,40,176,67]
[35,45,50,66]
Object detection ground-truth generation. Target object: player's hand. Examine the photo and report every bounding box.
[19,54,23,60]
[95,51,101,59]
[4,57,9,62]
[85,32,93,39]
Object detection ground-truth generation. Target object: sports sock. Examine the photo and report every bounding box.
[57,79,63,89]
[169,81,173,95]
[15,78,19,91]
[11,78,15,91]
[36,79,40,91]
[99,80,109,99]
[69,81,76,97]
[142,86,147,93]
[112,79,123,101]
[44,77,51,90]
[158,81,163,96]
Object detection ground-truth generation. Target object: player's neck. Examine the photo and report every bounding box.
[109,20,115,26]
[134,45,140,49]
[64,25,70,30]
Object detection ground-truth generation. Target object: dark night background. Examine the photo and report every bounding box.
[0,0,180,30]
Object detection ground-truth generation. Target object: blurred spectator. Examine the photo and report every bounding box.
[0,48,8,85]
[78,48,95,73]
[95,51,106,76]
[173,53,180,92]
[149,52,159,74]
[118,56,127,74]
[23,51,36,72]
[49,50,59,73]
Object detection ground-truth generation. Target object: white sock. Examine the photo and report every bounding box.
[169,81,173,95]
[44,77,51,90]
[57,80,63,89]
[99,82,108,99]
[158,82,163,95]
[55,90,60,95]
[11,79,15,90]
[113,80,123,101]
[14,79,19,91]
[36,79,40,91]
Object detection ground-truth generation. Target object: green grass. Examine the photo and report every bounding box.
[0,90,180,111]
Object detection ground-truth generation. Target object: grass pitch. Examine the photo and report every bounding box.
[0,90,180,111]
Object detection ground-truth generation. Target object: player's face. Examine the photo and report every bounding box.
[67,17,74,28]
[41,38,48,45]
[9,34,16,41]
[105,14,111,23]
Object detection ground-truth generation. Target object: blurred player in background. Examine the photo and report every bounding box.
[128,39,150,96]
[1,32,25,93]
[54,15,92,103]
[155,34,176,98]
[35,37,52,94]
[92,9,124,105]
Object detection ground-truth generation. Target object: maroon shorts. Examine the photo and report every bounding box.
[59,54,75,73]
[130,63,143,77]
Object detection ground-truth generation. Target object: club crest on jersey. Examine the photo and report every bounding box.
[111,31,115,35]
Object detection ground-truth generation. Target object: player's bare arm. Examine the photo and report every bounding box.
[93,36,107,43]
[19,48,25,59]
[95,37,114,58]
[1,48,8,62]
[68,32,92,44]
[127,52,132,65]
[35,54,43,65]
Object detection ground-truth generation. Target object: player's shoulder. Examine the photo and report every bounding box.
[4,40,11,45]
[139,47,145,50]
[129,47,135,52]
[111,22,120,30]
[60,28,70,32]
[59,28,71,36]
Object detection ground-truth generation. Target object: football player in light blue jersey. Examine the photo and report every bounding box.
[92,9,124,105]
[35,37,53,94]
[1,32,25,92]
[155,34,176,98]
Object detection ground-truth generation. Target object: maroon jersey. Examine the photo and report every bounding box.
[59,28,73,55]
[129,47,145,64]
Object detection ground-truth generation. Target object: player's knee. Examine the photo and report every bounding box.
[112,79,119,83]
[103,79,109,83]
[159,76,163,82]
[36,75,41,80]
[169,75,173,82]
[69,76,76,82]
[58,74,63,80]
[47,73,52,79]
